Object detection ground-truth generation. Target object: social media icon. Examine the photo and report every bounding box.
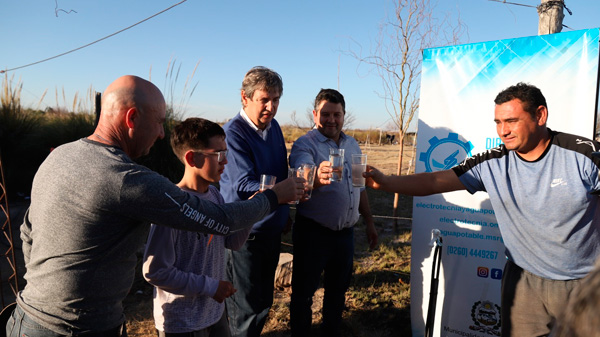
[477,266,489,278]
[491,268,503,280]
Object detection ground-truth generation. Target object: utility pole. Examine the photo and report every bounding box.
[538,0,565,35]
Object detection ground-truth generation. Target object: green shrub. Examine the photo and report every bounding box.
[1,75,42,197]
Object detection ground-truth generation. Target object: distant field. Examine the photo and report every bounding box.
[361,143,416,175]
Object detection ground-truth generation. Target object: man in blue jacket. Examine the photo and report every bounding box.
[220,66,290,337]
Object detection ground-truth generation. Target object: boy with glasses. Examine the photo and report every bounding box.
[143,118,250,337]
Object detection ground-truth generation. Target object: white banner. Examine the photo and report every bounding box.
[411,28,600,337]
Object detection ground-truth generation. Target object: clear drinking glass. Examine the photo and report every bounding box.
[259,174,276,192]
[351,154,367,187]
[298,163,316,200]
[287,168,301,204]
[328,148,345,182]
[287,164,316,204]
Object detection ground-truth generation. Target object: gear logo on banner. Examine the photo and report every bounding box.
[419,133,474,172]
[469,300,501,336]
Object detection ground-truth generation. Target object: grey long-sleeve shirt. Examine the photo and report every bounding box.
[18,138,277,335]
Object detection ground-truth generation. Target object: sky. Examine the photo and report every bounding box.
[2,0,599,130]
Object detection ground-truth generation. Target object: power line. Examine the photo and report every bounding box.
[487,0,537,8]
[487,0,573,15]
[487,0,574,30]
[537,0,572,15]
[0,0,187,74]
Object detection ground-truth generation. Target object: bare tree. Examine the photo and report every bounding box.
[304,107,315,129]
[294,105,357,131]
[347,0,465,223]
[290,110,309,130]
[342,109,357,131]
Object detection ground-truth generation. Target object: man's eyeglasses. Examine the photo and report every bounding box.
[196,150,228,163]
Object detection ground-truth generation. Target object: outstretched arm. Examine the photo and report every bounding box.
[364,166,466,196]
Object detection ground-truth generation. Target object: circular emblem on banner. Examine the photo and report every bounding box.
[419,133,473,172]
[469,300,501,336]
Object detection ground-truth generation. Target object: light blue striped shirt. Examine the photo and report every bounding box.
[289,129,363,230]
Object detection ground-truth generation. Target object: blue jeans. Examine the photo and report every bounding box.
[290,215,354,337]
[6,303,126,337]
[225,232,281,337]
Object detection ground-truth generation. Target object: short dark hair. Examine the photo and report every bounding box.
[241,66,283,102]
[314,88,345,113]
[170,118,225,163]
[494,82,547,118]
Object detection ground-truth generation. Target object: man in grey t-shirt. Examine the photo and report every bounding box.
[365,82,600,337]
[6,75,303,337]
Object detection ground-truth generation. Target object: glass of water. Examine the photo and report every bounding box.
[259,174,276,192]
[298,163,316,200]
[351,154,367,187]
[329,148,345,182]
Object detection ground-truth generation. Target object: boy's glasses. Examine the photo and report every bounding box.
[197,150,228,163]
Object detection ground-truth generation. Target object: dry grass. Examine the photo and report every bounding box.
[123,143,414,336]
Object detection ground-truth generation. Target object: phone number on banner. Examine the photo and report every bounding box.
[446,246,498,260]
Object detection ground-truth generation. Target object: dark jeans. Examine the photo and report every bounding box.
[225,232,281,337]
[6,303,126,337]
[290,215,354,337]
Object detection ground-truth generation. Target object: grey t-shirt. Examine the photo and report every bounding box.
[453,130,600,280]
[18,138,277,334]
